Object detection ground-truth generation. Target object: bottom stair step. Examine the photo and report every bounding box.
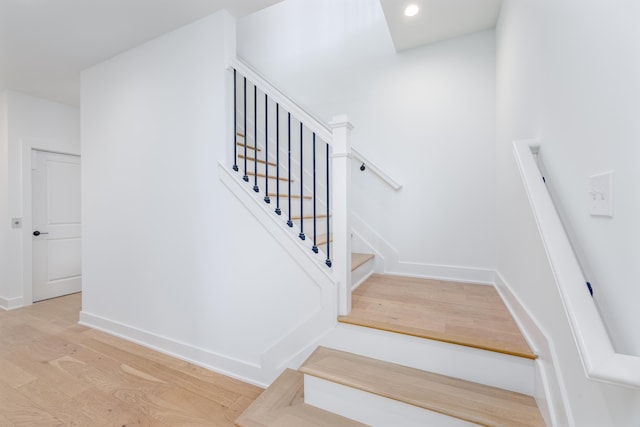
[351,253,374,271]
[235,369,366,427]
[299,347,545,427]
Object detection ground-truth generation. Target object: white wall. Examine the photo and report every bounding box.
[237,0,497,283]
[0,92,7,306]
[0,90,79,308]
[497,1,640,425]
[81,11,332,386]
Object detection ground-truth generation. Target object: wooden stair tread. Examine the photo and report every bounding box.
[291,214,328,220]
[351,253,374,271]
[315,234,331,246]
[268,193,312,200]
[300,347,545,427]
[247,171,291,182]
[235,369,365,427]
[339,274,537,359]
[239,154,277,166]
[237,142,262,152]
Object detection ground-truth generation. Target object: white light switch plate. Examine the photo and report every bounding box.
[588,171,613,217]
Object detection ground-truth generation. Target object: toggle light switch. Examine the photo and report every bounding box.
[588,171,613,217]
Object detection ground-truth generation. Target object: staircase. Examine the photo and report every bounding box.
[227,63,546,426]
[236,274,546,426]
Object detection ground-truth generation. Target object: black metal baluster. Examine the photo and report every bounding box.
[325,143,331,267]
[242,77,248,182]
[312,133,318,254]
[233,69,238,172]
[275,104,281,215]
[253,85,259,192]
[299,123,305,240]
[287,113,293,227]
[264,94,270,203]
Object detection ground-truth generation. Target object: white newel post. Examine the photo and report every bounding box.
[329,115,353,316]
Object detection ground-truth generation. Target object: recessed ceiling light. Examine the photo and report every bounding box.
[404,4,419,17]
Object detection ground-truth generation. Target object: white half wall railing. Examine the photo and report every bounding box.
[514,139,640,389]
[228,57,353,315]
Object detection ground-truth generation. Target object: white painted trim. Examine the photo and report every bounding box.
[329,115,352,315]
[388,263,495,285]
[21,140,81,307]
[79,311,269,388]
[0,296,23,310]
[514,139,640,390]
[495,272,570,427]
[352,211,494,285]
[351,146,402,191]
[230,57,333,143]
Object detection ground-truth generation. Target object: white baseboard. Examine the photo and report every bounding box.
[494,272,570,427]
[76,165,341,389]
[79,310,269,388]
[388,262,495,285]
[0,296,24,310]
[351,212,494,285]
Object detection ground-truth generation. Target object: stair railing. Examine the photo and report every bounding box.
[229,58,353,315]
[514,139,640,389]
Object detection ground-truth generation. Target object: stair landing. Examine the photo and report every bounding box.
[339,274,536,359]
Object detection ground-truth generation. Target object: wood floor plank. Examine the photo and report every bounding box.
[0,294,261,426]
[81,327,261,400]
[340,274,536,359]
[300,347,545,427]
[0,381,65,427]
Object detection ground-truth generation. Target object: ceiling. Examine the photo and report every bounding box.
[0,0,283,105]
[380,0,503,52]
[0,0,503,107]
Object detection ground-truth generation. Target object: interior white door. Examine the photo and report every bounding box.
[32,150,82,302]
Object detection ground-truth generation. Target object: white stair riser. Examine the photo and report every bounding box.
[319,323,535,396]
[351,257,375,290]
[304,375,476,427]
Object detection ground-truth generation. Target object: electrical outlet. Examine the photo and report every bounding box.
[588,171,613,217]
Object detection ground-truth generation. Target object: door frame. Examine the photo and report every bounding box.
[21,140,81,305]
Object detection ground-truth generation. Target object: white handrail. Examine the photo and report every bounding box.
[351,147,402,191]
[514,139,640,389]
[230,57,333,143]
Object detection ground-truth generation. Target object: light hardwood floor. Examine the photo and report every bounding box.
[0,293,262,426]
[340,274,536,359]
